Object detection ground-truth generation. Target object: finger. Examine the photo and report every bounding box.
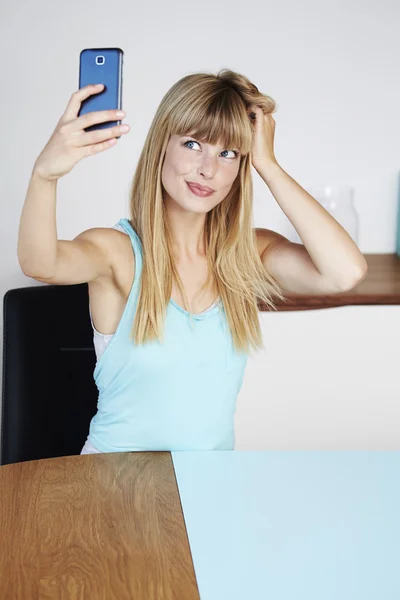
[71,108,125,132]
[80,136,119,159]
[79,122,130,147]
[61,84,105,123]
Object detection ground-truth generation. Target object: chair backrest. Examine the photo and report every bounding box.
[1,283,98,465]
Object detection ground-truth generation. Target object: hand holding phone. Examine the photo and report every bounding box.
[78,48,124,133]
[33,84,130,182]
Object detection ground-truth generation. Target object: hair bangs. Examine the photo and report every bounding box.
[170,88,254,156]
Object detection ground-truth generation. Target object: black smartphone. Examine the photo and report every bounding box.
[78,47,124,134]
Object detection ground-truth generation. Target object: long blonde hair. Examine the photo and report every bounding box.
[128,68,288,355]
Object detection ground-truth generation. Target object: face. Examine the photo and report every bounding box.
[161,133,241,213]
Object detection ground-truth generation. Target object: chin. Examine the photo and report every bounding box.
[170,195,216,214]
[183,202,212,214]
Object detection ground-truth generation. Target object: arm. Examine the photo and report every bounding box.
[247,105,367,292]
[17,84,130,284]
[255,228,367,295]
[17,168,113,285]
[256,163,367,291]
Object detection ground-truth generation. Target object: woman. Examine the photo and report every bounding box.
[17,69,367,455]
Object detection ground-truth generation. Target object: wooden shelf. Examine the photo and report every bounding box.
[260,253,400,311]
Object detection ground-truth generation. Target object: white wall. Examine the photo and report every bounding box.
[236,306,400,450]
[1,0,399,450]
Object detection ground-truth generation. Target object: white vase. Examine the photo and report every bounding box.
[290,184,359,245]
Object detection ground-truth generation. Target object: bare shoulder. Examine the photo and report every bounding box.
[109,227,136,288]
[80,226,135,291]
[75,226,128,249]
[253,227,289,258]
[85,227,136,333]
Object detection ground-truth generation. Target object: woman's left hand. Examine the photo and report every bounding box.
[247,105,279,174]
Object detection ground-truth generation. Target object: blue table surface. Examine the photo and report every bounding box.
[172,451,400,600]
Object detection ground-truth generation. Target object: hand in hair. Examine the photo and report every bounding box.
[247,105,278,174]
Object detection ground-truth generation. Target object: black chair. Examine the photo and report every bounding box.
[1,283,98,465]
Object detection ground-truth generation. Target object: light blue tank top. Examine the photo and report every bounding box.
[88,218,249,452]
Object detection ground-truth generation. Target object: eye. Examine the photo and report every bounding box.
[183,139,239,159]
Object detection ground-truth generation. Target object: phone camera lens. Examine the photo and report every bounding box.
[96,55,105,65]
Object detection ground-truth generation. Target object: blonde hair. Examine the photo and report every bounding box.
[128,68,288,355]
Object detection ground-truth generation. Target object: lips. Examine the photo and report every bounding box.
[186,181,215,193]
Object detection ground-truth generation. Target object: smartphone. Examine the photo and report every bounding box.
[78,47,124,134]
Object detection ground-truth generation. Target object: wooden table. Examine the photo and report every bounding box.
[261,253,400,311]
[1,450,399,599]
[0,452,199,599]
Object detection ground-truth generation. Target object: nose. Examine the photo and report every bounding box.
[198,154,218,179]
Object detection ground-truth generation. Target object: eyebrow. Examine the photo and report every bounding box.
[181,135,240,152]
